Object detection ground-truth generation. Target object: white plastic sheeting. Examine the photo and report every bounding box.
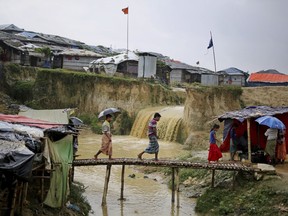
[89,51,139,75]
[0,121,44,138]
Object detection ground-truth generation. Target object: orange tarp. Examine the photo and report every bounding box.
[248,73,288,83]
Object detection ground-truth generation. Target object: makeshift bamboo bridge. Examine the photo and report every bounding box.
[73,158,255,207]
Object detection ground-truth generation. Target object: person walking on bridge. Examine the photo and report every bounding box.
[94,114,113,160]
[138,112,161,161]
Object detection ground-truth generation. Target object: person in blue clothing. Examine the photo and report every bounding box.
[230,124,238,161]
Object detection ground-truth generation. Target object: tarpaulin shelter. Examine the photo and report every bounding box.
[0,112,78,210]
[0,114,62,180]
[218,106,288,162]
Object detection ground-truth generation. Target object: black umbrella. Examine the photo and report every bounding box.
[98,108,121,120]
[69,117,83,126]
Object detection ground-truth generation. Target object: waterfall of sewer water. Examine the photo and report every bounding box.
[130,106,184,142]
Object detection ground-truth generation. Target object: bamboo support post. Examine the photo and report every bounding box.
[71,155,79,182]
[247,118,252,162]
[120,165,125,200]
[20,182,28,214]
[171,167,175,203]
[41,169,44,202]
[17,182,23,209]
[10,181,18,216]
[211,169,215,188]
[176,168,180,208]
[102,165,112,206]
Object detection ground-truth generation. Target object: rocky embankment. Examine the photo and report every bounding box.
[0,63,185,116]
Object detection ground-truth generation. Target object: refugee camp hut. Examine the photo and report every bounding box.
[217,67,246,86]
[53,48,102,71]
[164,59,217,85]
[137,52,157,78]
[0,31,54,66]
[218,106,288,163]
[0,30,28,64]
[247,70,288,87]
[0,24,24,34]
[0,112,78,214]
[89,51,139,77]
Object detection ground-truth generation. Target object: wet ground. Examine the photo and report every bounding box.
[74,130,197,216]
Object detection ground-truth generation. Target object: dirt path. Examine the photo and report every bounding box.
[275,163,288,179]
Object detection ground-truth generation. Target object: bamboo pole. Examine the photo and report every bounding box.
[171,168,175,203]
[17,182,23,209]
[211,169,215,188]
[41,169,44,202]
[120,165,125,200]
[20,182,28,214]
[247,118,252,162]
[10,181,18,216]
[176,168,180,208]
[102,165,112,206]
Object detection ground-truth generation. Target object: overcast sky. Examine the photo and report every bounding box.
[1,0,287,73]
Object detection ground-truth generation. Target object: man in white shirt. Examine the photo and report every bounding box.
[264,128,278,162]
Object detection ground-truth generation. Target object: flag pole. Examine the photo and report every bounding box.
[126,8,129,54]
[210,31,217,72]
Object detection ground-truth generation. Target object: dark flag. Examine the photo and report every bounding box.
[207,37,213,49]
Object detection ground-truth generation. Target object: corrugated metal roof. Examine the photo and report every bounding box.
[2,39,24,50]
[186,68,215,75]
[218,67,244,75]
[16,31,38,38]
[248,73,288,83]
[0,24,24,32]
[218,106,288,122]
[56,48,102,57]
[164,59,195,70]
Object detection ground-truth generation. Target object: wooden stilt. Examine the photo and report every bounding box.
[176,168,180,208]
[211,169,215,188]
[102,165,112,206]
[120,165,125,200]
[17,181,23,208]
[20,182,28,214]
[171,167,175,203]
[41,169,44,202]
[247,118,252,162]
[10,181,18,216]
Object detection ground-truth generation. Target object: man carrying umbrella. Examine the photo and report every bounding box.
[256,115,286,164]
[94,108,121,160]
[94,114,113,160]
[264,127,278,164]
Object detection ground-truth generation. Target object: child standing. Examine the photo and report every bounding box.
[208,124,223,163]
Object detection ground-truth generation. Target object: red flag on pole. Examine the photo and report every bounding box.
[122,7,128,14]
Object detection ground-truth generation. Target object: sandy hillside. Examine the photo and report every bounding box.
[241,86,288,107]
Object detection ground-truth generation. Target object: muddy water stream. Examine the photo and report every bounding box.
[74,130,197,216]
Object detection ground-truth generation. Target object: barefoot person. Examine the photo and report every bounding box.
[208,124,223,163]
[230,124,238,161]
[138,112,161,161]
[94,114,113,160]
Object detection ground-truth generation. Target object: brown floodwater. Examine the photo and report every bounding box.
[74,130,197,216]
